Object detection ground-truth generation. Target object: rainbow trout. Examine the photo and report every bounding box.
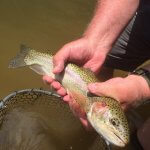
[9,45,129,147]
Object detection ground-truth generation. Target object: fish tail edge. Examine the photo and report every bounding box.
[8,44,31,68]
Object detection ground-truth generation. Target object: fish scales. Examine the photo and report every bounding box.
[9,45,130,147]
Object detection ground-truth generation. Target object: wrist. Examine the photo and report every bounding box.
[127,75,150,102]
[83,35,112,55]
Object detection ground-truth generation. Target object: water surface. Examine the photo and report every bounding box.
[0,0,96,98]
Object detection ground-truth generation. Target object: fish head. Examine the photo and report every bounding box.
[87,100,129,147]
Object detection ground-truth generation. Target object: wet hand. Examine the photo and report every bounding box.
[53,37,108,75]
[43,75,92,130]
[43,74,150,130]
[43,37,109,128]
[88,75,150,110]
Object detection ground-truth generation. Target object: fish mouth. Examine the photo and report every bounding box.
[113,132,126,147]
[87,103,128,147]
[88,118,128,147]
[106,126,128,147]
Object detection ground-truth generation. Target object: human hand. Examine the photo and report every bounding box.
[43,37,110,128]
[53,37,109,75]
[43,75,92,129]
[46,37,109,101]
[45,37,110,101]
[43,73,150,129]
[88,75,150,110]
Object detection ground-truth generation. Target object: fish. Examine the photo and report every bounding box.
[9,45,130,147]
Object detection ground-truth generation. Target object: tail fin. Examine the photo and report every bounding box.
[9,44,31,68]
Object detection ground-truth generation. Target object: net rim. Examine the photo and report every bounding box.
[0,89,60,109]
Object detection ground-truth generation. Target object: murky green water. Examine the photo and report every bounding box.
[0,0,96,99]
[0,0,149,149]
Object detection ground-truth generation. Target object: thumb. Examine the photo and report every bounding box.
[88,82,115,98]
[83,52,106,74]
[53,60,65,74]
[53,48,69,74]
[88,83,106,96]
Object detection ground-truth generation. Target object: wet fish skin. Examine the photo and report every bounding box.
[9,45,130,147]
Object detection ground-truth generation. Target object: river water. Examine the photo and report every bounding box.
[0,0,149,150]
[0,0,96,99]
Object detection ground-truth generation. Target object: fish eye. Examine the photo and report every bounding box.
[111,120,116,126]
[109,118,120,127]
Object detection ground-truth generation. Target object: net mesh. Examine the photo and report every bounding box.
[0,89,108,150]
[0,89,60,124]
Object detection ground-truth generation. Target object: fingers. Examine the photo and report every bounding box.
[43,75,67,96]
[88,82,112,97]
[51,81,61,89]
[88,79,126,109]
[43,75,54,83]
[88,77,125,100]
[53,45,70,74]
[79,118,93,131]
[43,76,92,129]
[83,51,106,74]
[57,88,67,96]
[84,59,103,74]
[63,95,71,102]
[53,61,65,74]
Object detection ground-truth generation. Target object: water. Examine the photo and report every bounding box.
[0,0,96,99]
[0,0,149,149]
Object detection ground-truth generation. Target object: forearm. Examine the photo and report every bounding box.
[84,0,140,53]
